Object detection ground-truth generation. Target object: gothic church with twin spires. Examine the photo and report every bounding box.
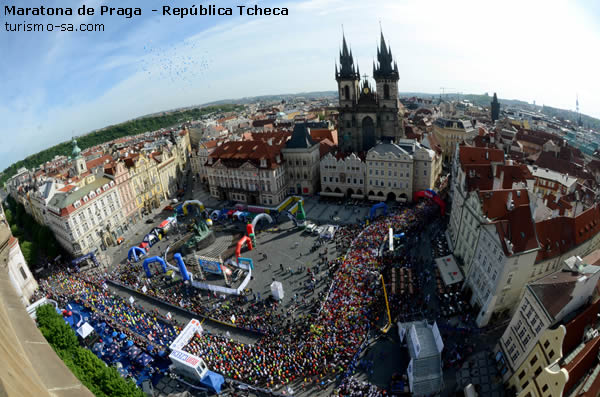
[336,32,405,152]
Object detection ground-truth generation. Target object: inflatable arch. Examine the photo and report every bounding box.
[235,236,253,259]
[173,253,191,281]
[128,246,146,262]
[369,202,389,220]
[142,256,167,278]
[182,200,205,215]
[413,190,446,216]
[237,257,254,270]
[251,213,273,230]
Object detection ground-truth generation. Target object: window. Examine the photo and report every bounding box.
[548,350,555,359]
[543,340,550,349]
[518,370,526,380]
[534,367,542,376]
[530,355,538,366]
[19,266,28,280]
[541,384,548,392]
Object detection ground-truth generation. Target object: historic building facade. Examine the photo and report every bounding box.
[336,33,404,153]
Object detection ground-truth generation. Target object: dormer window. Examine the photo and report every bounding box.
[83,195,89,202]
[260,159,267,168]
[96,188,102,195]
[103,184,109,191]
[110,181,115,187]
[89,191,96,199]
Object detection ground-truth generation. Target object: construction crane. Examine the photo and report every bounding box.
[440,87,455,98]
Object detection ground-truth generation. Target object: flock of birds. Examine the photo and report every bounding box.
[140,40,212,85]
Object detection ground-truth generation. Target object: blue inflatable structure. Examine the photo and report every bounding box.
[237,257,254,270]
[128,246,146,262]
[369,202,388,220]
[142,256,167,278]
[173,253,190,281]
[200,371,224,393]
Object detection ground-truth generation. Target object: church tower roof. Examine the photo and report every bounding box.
[373,30,399,80]
[71,139,82,159]
[336,33,359,80]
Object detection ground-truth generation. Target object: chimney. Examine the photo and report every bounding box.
[506,192,514,211]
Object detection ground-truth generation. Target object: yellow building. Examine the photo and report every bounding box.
[125,153,163,218]
[432,118,476,163]
[507,326,568,396]
[502,299,600,397]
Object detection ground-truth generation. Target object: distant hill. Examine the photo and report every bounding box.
[0,104,242,185]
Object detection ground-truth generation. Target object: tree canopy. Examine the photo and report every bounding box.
[1,104,242,185]
[36,304,145,397]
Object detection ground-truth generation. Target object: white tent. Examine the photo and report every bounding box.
[270,281,284,300]
[76,322,95,339]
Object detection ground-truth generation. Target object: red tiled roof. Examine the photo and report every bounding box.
[535,152,589,179]
[535,216,577,262]
[208,140,285,169]
[535,205,600,262]
[495,164,534,189]
[58,185,76,193]
[563,300,600,356]
[252,119,274,128]
[458,146,504,168]
[464,164,494,191]
[201,139,222,149]
[318,140,335,158]
[310,128,338,146]
[574,206,600,246]
[515,131,548,146]
[86,154,113,171]
[494,204,539,255]
[479,189,529,220]
[563,335,600,394]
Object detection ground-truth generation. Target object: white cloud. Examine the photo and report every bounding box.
[2,0,600,170]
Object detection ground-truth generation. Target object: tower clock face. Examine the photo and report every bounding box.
[363,87,370,94]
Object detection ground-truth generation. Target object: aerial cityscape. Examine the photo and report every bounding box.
[2,2,600,397]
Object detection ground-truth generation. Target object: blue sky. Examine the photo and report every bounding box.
[1,0,600,171]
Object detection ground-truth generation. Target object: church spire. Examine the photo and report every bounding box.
[337,33,359,80]
[373,29,398,80]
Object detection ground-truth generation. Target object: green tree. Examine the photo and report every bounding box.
[20,241,35,264]
[35,305,145,397]
[4,208,13,224]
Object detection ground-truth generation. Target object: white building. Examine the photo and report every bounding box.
[206,139,287,206]
[0,204,38,305]
[320,139,439,201]
[46,176,125,257]
[282,123,321,195]
[464,194,540,327]
[320,153,365,199]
